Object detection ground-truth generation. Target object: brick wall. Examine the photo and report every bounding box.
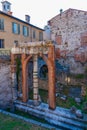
[49,9,87,51]
[49,8,87,73]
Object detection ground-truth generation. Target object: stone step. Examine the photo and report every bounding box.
[46,118,83,130]
[14,100,87,130]
[47,106,87,124]
[46,112,87,129]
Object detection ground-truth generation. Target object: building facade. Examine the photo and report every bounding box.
[0,1,44,49]
[48,8,87,73]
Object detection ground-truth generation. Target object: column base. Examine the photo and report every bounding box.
[49,106,56,110]
[33,100,41,106]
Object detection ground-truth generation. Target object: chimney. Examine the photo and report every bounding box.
[25,15,30,23]
[7,11,12,15]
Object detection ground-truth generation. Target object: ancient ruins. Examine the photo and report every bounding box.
[11,41,56,109]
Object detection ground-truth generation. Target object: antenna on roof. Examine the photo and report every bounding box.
[60,9,63,17]
[60,9,63,14]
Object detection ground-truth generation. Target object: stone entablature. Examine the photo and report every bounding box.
[11,41,52,55]
[0,49,11,56]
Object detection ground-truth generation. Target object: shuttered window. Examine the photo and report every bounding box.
[33,30,36,39]
[0,19,4,31]
[23,26,29,37]
[12,22,20,34]
[39,32,43,41]
[0,39,4,48]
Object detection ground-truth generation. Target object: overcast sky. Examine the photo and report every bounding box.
[0,0,87,28]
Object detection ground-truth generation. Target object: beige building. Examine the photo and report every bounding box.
[0,1,44,49]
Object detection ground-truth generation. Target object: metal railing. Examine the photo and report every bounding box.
[0,49,11,60]
[0,49,11,56]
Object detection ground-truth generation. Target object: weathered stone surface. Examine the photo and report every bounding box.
[70,106,77,114]
[49,8,87,74]
[0,61,12,109]
[75,109,83,119]
[60,95,67,101]
[75,97,81,104]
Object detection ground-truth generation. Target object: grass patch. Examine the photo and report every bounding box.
[0,113,48,130]
[15,109,49,124]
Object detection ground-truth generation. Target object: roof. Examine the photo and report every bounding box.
[0,10,44,31]
[48,8,87,22]
[1,1,11,5]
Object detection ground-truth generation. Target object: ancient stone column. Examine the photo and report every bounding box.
[33,54,39,105]
[11,54,18,101]
[21,54,32,102]
[21,54,28,102]
[48,45,56,110]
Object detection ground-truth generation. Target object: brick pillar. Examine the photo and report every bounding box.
[11,54,18,101]
[33,54,39,105]
[22,54,32,102]
[48,45,56,110]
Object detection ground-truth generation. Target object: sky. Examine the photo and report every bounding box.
[0,0,87,29]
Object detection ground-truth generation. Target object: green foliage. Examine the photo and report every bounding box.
[36,88,87,114]
[15,110,48,124]
[75,74,84,79]
[39,89,48,103]
[16,57,21,88]
[29,89,48,103]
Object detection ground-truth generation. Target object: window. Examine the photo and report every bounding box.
[0,19,4,31]
[14,40,18,47]
[33,30,36,39]
[0,39,4,48]
[4,5,6,11]
[7,5,10,10]
[23,26,29,36]
[12,22,20,34]
[39,32,43,41]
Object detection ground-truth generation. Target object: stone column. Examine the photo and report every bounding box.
[21,54,28,102]
[11,54,18,101]
[48,45,56,110]
[33,55,39,105]
[21,54,32,102]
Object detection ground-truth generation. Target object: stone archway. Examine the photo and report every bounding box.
[11,41,56,110]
